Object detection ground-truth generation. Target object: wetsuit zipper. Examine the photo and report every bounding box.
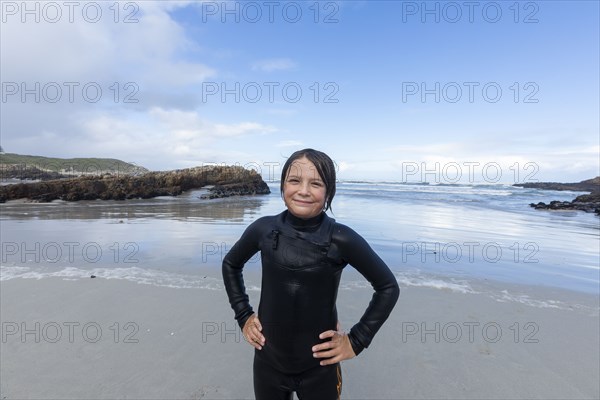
[272,228,333,260]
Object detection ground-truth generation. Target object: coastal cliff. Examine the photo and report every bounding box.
[0,166,270,203]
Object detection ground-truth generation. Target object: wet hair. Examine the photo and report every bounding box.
[280,148,336,212]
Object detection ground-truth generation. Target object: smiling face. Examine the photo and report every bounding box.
[283,156,327,219]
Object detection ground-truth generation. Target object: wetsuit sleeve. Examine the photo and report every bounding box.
[222,219,263,330]
[333,224,400,356]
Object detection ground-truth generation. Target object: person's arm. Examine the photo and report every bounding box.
[334,224,400,356]
[222,219,262,330]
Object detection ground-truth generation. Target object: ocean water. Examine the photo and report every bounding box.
[1,181,598,298]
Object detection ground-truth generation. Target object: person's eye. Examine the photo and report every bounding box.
[287,178,299,183]
[312,181,324,187]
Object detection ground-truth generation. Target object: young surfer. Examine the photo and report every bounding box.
[223,148,399,399]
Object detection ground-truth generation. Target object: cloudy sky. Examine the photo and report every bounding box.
[1,1,598,183]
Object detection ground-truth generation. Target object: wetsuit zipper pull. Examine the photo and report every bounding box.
[272,230,279,250]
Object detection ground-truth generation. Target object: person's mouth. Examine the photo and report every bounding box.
[292,199,313,206]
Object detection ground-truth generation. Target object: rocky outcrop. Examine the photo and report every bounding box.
[530,192,600,215]
[0,166,270,203]
[522,177,600,215]
[514,177,599,193]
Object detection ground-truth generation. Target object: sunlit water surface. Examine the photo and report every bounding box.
[1,182,598,297]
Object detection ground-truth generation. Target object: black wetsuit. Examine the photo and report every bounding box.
[222,210,400,399]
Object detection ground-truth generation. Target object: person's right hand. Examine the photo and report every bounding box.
[242,314,265,350]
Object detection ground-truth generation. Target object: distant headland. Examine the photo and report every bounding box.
[0,152,148,180]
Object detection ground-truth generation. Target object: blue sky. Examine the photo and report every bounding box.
[1,1,598,183]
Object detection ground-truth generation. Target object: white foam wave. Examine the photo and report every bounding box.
[388,272,598,314]
[338,272,477,294]
[0,265,223,290]
[3,266,596,315]
[394,272,477,294]
[0,265,31,280]
[492,290,597,314]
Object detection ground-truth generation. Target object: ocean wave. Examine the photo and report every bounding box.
[0,265,223,290]
[493,290,563,309]
[337,271,477,294]
[337,186,514,197]
[393,272,477,294]
[2,265,597,315]
[1,265,476,294]
[491,290,598,314]
[339,180,430,186]
[389,272,598,314]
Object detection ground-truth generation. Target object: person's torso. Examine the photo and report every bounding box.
[255,211,346,373]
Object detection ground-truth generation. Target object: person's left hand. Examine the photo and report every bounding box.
[311,322,356,366]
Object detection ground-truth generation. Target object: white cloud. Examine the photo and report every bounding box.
[251,58,296,72]
[264,108,298,116]
[337,161,354,173]
[1,2,213,101]
[71,107,276,168]
[213,122,276,137]
[276,140,303,147]
[0,2,278,169]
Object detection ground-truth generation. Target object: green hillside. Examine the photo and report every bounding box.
[0,153,148,178]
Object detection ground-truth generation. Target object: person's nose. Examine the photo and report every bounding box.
[298,181,310,196]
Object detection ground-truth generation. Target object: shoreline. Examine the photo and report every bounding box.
[1,276,598,399]
[2,261,599,306]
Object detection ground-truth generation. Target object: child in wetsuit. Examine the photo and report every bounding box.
[223,149,399,400]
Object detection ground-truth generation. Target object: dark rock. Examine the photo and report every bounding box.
[519,177,600,216]
[0,166,270,202]
[528,192,600,215]
[200,179,271,199]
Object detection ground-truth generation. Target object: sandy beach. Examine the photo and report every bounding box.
[1,273,598,400]
[1,183,599,399]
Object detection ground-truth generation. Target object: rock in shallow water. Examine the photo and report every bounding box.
[529,192,600,215]
[199,180,271,199]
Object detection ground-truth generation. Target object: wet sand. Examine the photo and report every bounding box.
[1,274,598,400]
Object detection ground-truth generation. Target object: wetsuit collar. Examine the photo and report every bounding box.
[284,209,325,229]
